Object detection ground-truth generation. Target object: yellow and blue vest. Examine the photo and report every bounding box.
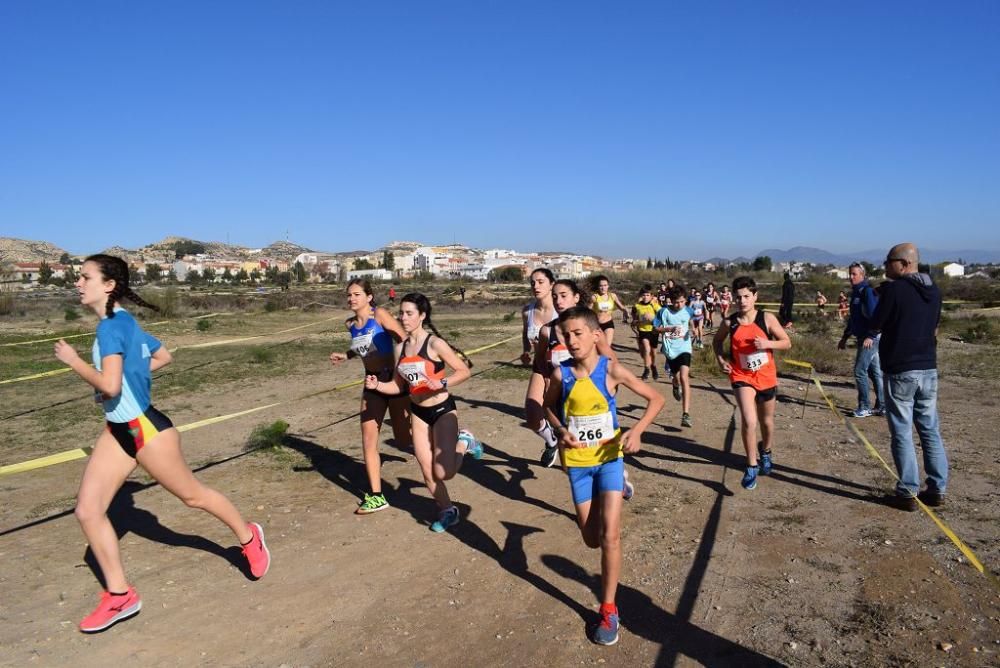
[559,356,622,467]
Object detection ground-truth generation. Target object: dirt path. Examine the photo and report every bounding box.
[1,329,998,667]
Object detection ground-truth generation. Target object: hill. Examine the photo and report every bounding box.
[0,237,70,264]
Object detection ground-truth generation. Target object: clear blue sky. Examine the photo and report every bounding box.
[2,1,998,259]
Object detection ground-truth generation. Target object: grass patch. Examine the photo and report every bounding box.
[250,347,276,364]
[245,420,290,451]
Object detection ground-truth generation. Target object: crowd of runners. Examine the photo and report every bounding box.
[54,255,795,645]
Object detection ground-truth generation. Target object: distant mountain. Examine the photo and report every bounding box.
[0,237,70,264]
[260,240,313,260]
[755,246,1000,266]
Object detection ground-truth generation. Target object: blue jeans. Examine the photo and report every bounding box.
[884,369,948,497]
[854,336,885,411]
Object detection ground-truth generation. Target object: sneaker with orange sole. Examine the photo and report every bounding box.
[242,522,271,578]
[79,586,142,633]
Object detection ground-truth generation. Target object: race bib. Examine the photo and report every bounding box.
[550,346,572,366]
[350,331,375,358]
[567,412,615,445]
[740,351,770,372]
[397,361,428,388]
[598,300,612,312]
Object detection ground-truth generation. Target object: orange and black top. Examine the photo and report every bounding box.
[728,310,777,390]
[396,334,446,397]
[533,317,571,377]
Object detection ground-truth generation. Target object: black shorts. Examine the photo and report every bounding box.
[667,353,692,375]
[599,320,614,332]
[637,330,659,348]
[107,405,173,458]
[410,396,457,427]
[731,382,777,402]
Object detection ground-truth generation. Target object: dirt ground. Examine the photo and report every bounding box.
[1,305,998,667]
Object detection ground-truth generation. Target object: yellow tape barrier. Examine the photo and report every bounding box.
[782,357,999,590]
[0,316,342,386]
[0,334,520,476]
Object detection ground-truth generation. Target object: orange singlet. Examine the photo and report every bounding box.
[396,334,446,396]
[728,310,777,391]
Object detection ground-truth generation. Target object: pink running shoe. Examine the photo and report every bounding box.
[242,522,271,578]
[79,586,142,633]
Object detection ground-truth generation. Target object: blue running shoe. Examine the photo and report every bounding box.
[430,506,460,533]
[459,429,482,460]
[741,465,759,490]
[592,605,620,645]
[760,451,773,476]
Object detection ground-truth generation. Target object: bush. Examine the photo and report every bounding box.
[196,318,213,332]
[245,420,289,451]
[250,347,275,364]
[962,315,1000,344]
[64,307,80,321]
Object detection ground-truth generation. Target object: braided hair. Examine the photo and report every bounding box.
[400,292,473,369]
[85,254,162,318]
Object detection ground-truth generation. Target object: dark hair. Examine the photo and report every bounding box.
[668,287,685,301]
[732,276,758,294]
[346,278,377,307]
[530,268,555,284]
[553,279,589,307]
[639,283,653,294]
[85,254,161,318]
[590,274,609,291]
[400,292,472,368]
[559,305,600,331]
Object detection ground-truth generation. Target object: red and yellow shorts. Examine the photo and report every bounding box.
[106,406,174,458]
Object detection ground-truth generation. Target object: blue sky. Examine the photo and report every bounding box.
[2,1,998,259]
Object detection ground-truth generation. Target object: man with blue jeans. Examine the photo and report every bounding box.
[866,243,947,511]
[838,263,885,417]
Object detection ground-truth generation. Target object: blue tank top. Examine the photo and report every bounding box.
[348,316,394,358]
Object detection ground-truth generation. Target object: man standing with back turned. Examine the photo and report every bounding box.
[866,243,947,511]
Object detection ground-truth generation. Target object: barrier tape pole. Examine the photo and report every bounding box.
[0,333,520,476]
[783,357,999,590]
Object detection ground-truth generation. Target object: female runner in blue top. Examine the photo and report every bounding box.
[329,279,410,514]
[54,254,270,634]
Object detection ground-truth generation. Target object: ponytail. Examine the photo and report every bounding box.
[401,292,473,369]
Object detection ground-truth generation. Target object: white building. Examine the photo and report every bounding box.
[347,268,394,281]
[942,262,965,278]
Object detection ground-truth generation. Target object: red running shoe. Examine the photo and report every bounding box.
[79,587,141,633]
[242,522,271,578]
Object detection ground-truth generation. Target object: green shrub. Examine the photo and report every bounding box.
[250,347,275,364]
[962,315,1000,344]
[196,318,213,332]
[64,307,80,321]
[245,420,290,451]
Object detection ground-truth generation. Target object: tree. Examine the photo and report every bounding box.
[381,251,395,270]
[186,269,202,284]
[265,266,279,284]
[487,266,524,282]
[63,265,77,284]
[59,252,72,265]
[293,261,307,284]
[146,263,163,283]
[38,261,53,285]
[167,268,178,283]
[129,264,141,285]
[249,268,261,283]
[353,258,375,271]
[752,255,773,272]
[277,271,291,291]
[221,268,234,283]
[201,267,216,283]
[646,257,653,269]
[235,268,249,284]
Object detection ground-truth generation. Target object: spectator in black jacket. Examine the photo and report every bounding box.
[866,243,946,511]
[778,273,795,327]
